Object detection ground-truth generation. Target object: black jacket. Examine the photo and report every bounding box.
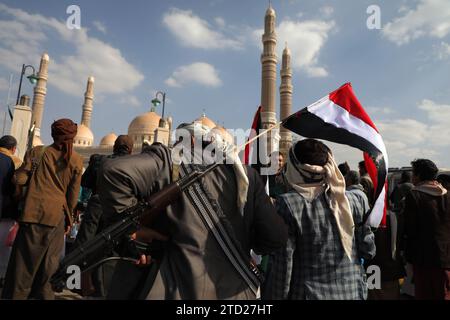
[0,152,16,219]
[404,189,450,268]
[97,143,288,299]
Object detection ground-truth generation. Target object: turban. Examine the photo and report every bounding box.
[113,135,133,155]
[51,118,77,163]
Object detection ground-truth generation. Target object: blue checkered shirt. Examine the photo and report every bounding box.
[264,188,375,300]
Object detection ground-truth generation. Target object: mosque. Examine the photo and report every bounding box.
[9,4,293,166]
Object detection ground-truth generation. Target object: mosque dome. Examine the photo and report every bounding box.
[194,114,216,129]
[74,124,94,147]
[128,111,161,144]
[212,125,233,145]
[99,132,117,147]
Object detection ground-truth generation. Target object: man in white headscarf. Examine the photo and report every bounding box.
[264,138,376,300]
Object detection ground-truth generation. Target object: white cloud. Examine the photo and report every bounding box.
[366,106,395,115]
[215,17,225,29]
[378,118,429,145]
[93,21,107,34]
[120,95,140,107]
[435,41,450,60]
[383,0,450,45]
[0,4,144,98]
[418,99,450,146]
[165,62,222,88]
[163,8,242,50]
[372,99,450,166]
[319,6,334,18]
[418,99,450,123]
[376,120,436,167]
[253,18,335,77]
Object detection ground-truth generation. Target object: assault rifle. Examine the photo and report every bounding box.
[50,163,219,292]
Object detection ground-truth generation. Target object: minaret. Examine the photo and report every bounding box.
[73,76,94,147]
[30,53,49,141]
[81,76,94,128]
[279,43,293,157]
[260,4,278,155]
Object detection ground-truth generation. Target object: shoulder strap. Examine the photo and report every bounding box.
[180,163,261,296]
[31,146,48,174]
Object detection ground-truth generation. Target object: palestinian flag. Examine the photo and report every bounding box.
[282,83,388,228]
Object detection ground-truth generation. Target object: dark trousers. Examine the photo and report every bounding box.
[413,265,450,300]
[73,195,102,247]
[72,195,112,297]
[1,219,65,300]
[368,280,401,300]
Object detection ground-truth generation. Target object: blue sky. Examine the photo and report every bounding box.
[0,0,449,168]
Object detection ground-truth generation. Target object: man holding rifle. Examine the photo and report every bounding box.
[96,120,288,299]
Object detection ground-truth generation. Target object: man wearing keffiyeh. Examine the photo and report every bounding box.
[263,138,375,300]
[2,119,83,300]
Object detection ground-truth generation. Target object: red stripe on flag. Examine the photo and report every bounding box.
[364,152,386,227]
[329,83,379,133]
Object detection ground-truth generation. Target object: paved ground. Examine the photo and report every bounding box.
[0,287,85,300]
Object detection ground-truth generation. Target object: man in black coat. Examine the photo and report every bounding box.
[97,122,288,299]
[404,159,450,300]
[0,140,16,283]
[72,135,134,297]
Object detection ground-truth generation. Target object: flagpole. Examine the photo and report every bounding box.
[237,121,282,152]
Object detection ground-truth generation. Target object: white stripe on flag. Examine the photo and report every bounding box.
[308,97,388,163]
[370,186,386,227]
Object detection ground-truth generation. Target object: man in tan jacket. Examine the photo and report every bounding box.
[2,119,83,300]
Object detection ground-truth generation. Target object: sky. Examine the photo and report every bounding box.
[0,0,449,169]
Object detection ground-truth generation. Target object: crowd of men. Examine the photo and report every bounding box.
[0,117,449,300]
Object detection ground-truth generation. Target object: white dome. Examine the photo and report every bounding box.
[128,111,161,145]
[74,124,94,147]
[99,132,117,147]
[194,115,216,129]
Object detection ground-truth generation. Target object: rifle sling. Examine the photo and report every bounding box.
[180,163,260,296]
